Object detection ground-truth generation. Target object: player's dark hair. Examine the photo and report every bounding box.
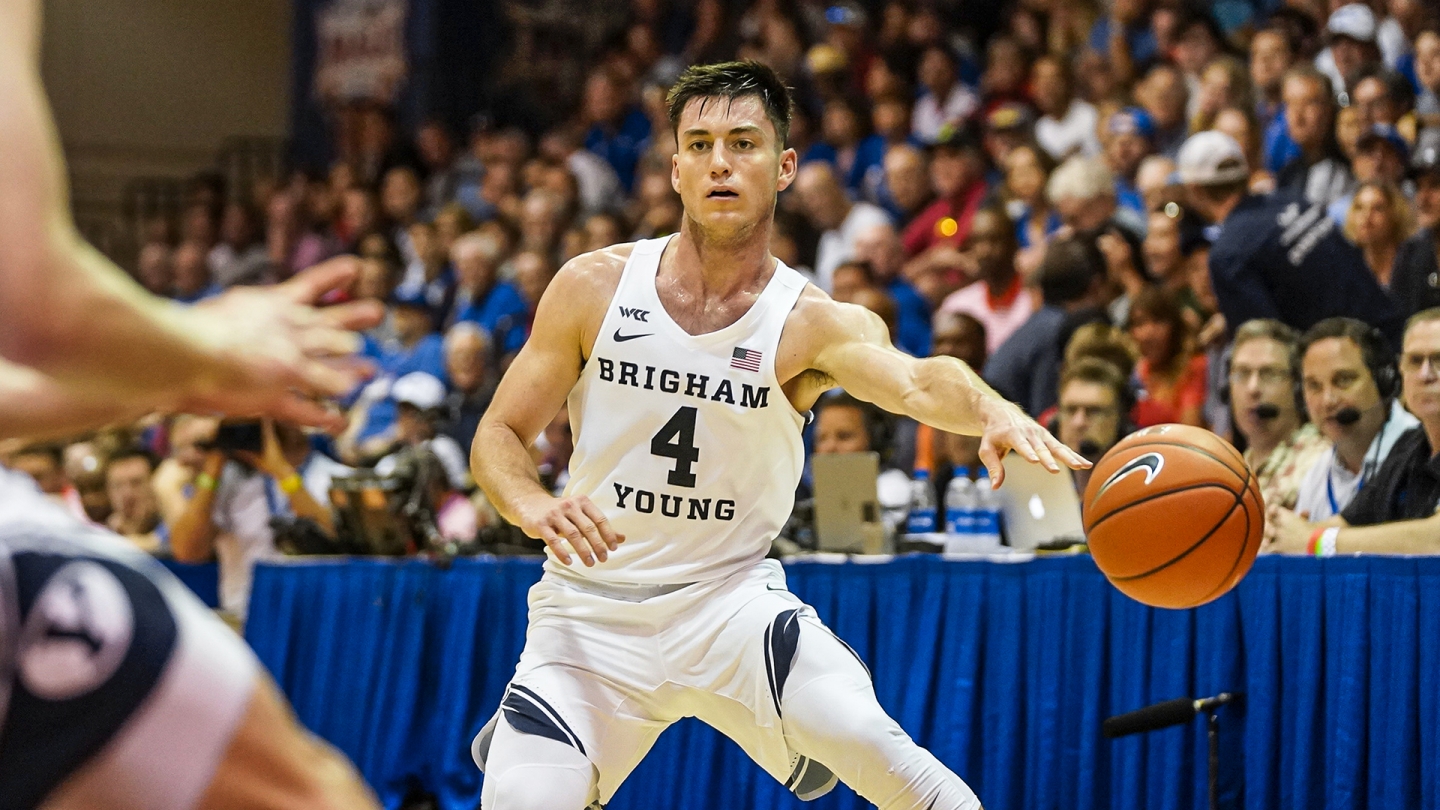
[666,61,795,147]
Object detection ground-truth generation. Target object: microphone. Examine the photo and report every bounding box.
[1334,407,1362,426]
[1254,403,1280,420]
[1102,693,1239,738]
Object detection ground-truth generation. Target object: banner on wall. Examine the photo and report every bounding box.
[312,0,409,106]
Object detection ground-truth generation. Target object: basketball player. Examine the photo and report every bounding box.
[470,62,1089,810]
[0,2,382,807]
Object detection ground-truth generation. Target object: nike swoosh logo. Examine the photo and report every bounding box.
[613,329,653,342]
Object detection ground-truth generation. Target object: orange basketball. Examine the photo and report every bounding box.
[1082,424,1264,609]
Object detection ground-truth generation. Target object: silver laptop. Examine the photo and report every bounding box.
[812,452,887,554]
[995,452,1085,550]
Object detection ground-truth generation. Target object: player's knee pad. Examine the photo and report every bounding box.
[483,763,595,810]
[479,716,597,810]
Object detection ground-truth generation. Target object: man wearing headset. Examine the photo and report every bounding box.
[1268,308,1440,554]
[1289,318,1418,522]
[1227,319,1332,511]
[1053,358,1134,493]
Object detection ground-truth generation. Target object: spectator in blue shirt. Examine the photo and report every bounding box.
[170,241,222,304]
[1102,107,1156,217]
[580,68,651,193]
[853,222,932,357]
[1089,0,1160,70]
[351,283,448,449]
[850,95,915,203]
[448,232,529,358]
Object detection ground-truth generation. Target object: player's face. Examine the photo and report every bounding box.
[672,96,797,243]
[1401,321,1440,423]
[815,406,872,455]
[1302,337,1384,444]
[1057,381,1121,455]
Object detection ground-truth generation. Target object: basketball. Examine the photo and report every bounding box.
[1082,424,1264,609]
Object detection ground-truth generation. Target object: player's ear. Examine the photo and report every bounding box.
[671,153,681,195]
[776,147,798,192]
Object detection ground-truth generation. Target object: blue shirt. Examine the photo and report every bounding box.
[172,285,223,305]
[1115,179,1145,218]
[1013,206,1063,249]
[585,109,652,193]
[888,279,932,357]
[454,281,529,355]
[358,333,448,441]
[983,305,1068,417]
[1263,109,1302,175]
[1088,17,1158,64]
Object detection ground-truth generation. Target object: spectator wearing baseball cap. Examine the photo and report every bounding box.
[1186,130,1403,346]
[1390,128,1440,317]
[1317,4,1383,99]
[1103,107,1156,217]
[373,371,471,491]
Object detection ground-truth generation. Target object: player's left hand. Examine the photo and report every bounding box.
[1263,505,1314,554]
[177,258,383,431]
[976,398,1090,488]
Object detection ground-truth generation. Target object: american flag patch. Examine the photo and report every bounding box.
[730,347,762,372]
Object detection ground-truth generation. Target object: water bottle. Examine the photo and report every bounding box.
[905,470,938,534]
[972,467,1003,546]
[944,466,975,537]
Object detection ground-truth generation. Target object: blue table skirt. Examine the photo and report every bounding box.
[243,554,1440,810]
[159,559,218,608]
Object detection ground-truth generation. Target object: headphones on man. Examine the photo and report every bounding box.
[1218,332,1306,417]
[1295,318,1400,409]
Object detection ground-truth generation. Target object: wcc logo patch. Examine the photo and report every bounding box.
[619,307,649,322]
[1095,452,1165,498]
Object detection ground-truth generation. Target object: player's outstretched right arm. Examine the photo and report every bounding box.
[0,2,379,434]
[471,247,628,566]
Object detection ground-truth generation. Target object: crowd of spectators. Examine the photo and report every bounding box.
[6,0,1440,615]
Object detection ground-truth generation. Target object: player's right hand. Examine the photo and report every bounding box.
[177,258,383,431]
[516,494,624,567]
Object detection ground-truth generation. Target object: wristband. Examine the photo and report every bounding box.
[1317,527,1340,558]
[1308,527,1325,556]
[278,473,303,495]
[195,472,217,492]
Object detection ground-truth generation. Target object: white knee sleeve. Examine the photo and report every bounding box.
[480,717,599,810]
[781,625,984,810]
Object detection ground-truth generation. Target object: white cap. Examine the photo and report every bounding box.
[391,372,446,410]
[1327,3,1376,43]
[1177,131,1249,186]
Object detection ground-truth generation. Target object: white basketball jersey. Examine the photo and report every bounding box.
[560,236,809,585]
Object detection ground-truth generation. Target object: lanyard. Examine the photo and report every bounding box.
[1326,420,1388,515]
[1325,459,1358,516]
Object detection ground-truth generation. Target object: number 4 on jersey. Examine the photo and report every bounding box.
[651,407,700,487]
